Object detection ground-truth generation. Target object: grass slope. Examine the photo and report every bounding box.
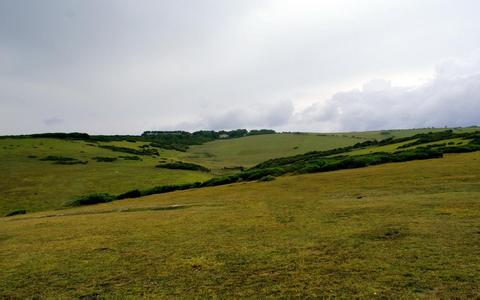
[1,152,479,298]
[0,133,369,214]
[0,138,212,215]
[180,133,365,168]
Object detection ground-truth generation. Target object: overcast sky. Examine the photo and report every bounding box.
[1,0,480,134]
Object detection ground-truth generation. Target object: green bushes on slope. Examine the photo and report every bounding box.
[156,161,210,172]
[64,130,480,207]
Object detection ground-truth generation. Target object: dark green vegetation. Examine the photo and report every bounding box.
[97,145,159,156]
[66,193,115,207]
[1,152,479,297]
[156,161,210,172]
[39,155,88,165]
[4,209,26,217]
[92,157,117,162]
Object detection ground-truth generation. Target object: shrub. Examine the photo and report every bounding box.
[201,175,240,187]
[40,155,77,162]
[156,162,210,172]
[39,156,88,165]
[258,175,276,182]
[92,157,117,162]
[239,167,286,181]
[98,145,159,156]
[119,155,141,160]
[391,149,442,162]
[66,193,115,207]
[5,209,26,217]
[142,182,201,196]
[54,160,88,165]
[116,189,142,200]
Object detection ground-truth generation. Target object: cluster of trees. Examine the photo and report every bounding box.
[2,129,277,153]
[142,129,276,151]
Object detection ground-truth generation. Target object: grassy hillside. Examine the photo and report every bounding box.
[1,152,479,298]
[0,133,369,215]
[1,128,477,215]
[180,133,366,168]
[179,127,479,168]
[341,126,479,140]
[0,138,212,215]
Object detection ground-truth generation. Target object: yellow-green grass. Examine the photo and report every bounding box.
[343,138,470,157]
[340,126,479,140]
[0,138,212,215]
[1,152,479,298]
[180,133,363,168]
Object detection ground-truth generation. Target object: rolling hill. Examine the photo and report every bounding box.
[1,151,479,297]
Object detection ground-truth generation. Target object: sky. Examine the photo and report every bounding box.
[1,0,480,135]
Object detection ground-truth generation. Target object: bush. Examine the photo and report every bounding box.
[40,155,88,165]
[119,155,141,160]
[142,182,201,196]
[116,189,142,200]
[258,175,276,182]
[40,155,77,162]
[391,149,443,162]
[156,162,210,172]
[201,175,240,187]
[239,167,286,181]
[66,193,115,207]
[53,160,88,165]
[5,209,26,217]
[92,157,117,162]
[98,145,159,156]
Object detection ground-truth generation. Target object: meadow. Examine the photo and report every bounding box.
[1,152,479,297]
[1,127,480,297]
[0,127,477,215]
[0,138,211,215]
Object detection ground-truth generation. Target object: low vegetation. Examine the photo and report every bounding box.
[39,155,88,165]
[92,157,117,162]
[156,161,210,172]
[4,209,26,217]
[97,145,159,156]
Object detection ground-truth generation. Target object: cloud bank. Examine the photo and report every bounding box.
[292,54,480,132]
[1,1,480,134]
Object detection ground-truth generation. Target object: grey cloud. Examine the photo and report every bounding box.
[43,117,64,126]
[167,100,294,131]
[1,1,480,134]
[295,54,480,131]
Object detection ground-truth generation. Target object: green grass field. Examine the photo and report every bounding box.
[180,128,479,168]
[1,128,477,215]
[0,133,377,215]
[179,133,364,168]
[1,152,479,297]
[339,126,479,140]
[0,138,212,215]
